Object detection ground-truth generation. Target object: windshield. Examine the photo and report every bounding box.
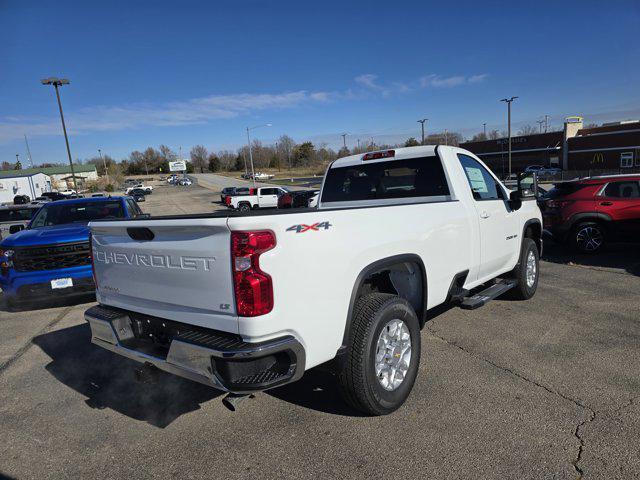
[29,201,125,228]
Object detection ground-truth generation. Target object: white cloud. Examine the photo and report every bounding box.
[419,74,487,88]
[354,74,384,90]
[0,90,330,144]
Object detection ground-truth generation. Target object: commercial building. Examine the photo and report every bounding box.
[0,171,51,204]
[460,117,640,177]
[0,164,98,191]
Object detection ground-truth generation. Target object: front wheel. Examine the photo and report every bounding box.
[336,293,421,415]
[508,238,539,300]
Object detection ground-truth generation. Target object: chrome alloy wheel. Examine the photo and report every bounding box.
[375,319,412,391]
[525,250,537,288]
[576,226,603,252]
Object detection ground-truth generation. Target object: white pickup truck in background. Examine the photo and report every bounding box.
[227,186,289,211]
[85,145,542,415]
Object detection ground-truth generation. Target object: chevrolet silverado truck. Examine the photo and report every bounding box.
[227,186,290,212]
[0,196,146,306]
[85,146,542,415]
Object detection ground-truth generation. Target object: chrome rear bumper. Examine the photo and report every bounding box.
[85,305,305,393]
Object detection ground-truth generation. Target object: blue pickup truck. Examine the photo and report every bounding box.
[0,196,144,306]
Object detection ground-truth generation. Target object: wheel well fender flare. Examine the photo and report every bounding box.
[521,218,543,256]
[567,212,612,230]
[338,254,428,355]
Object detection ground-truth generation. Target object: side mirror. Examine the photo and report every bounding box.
[508,190,522,210]
[9,224,25,234]
[517,172,538,199]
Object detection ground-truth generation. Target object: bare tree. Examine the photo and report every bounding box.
[517,124,538,136]
[190,145,208,173]
[277,135,295,170]
[488,130,501,140]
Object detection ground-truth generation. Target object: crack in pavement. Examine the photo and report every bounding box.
[0,306,74,376]
[425,325,596,479]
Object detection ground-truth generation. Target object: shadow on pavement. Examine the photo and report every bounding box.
[33,323,221,428]
[542,238,640,276]
[0,293,96,313]
[267,365,365,417]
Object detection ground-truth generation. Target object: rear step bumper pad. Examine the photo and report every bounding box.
[85,305,305,393]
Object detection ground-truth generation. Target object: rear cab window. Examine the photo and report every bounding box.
[321,155,450,206]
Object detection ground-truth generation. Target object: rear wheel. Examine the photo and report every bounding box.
[238,202,251,213]
[337,293,421,416]
[572,222,605,253]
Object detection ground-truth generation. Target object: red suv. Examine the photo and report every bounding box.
[541,175,640,253]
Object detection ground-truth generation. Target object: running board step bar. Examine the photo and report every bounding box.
[459,279,517,310]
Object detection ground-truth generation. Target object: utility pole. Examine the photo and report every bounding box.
[483,123,487,137]
[41,77,77,191]
[544,114,550,133]
[417,118,428,145]
[246,124,272,187]
[444,129,448,145]
[341,133,348,150]
[357,139,360,150]
[500,97,518,178]
[98,148,109,184]
[24,135,34,168]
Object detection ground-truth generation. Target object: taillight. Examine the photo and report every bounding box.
[546,199,573,209]
[231,230,275,317]
[225,196,232,205]
[89,232,98,288]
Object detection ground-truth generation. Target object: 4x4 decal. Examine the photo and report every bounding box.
[286,222,332,233]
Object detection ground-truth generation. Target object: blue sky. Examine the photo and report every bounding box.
[1,0,639,164]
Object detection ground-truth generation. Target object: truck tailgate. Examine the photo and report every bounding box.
[89,218,238,333]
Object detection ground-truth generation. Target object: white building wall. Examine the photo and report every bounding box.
[0,173,51,204]
[50,170,99,189]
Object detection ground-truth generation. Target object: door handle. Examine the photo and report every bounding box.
[480,211,490,219]
[599,201,613,206]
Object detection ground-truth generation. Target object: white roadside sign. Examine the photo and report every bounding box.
[169,160,187,172]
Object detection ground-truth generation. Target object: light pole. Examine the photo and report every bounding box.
[341,133,348,150]
[41,77,77,192]
[246,123,272,186]
[483,123,487,137]
[500,96,518,178]
[98,148,109,184]
[417,118,428,145]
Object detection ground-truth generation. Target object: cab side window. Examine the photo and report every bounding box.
[458,154,502,201]
[602,181,640,198]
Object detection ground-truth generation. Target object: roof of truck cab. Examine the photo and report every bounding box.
[331,145,438,168]
[46,196,126,205]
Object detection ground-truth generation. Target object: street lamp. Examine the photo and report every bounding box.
[98,148,109,184]
[341,133,348,150]
[500,96,518,178]
[246,123,272,186]
[41,77,77,192]
[483,123,487,137]
[417,118,428,145]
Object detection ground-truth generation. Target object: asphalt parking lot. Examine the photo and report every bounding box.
[1,179,639,479]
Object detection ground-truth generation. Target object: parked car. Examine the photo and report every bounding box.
[0,204,40,239]
[85,145,542,415]
[227,186,289,212]
[91,193,105,197]
[524,165,562,179]
[58,189,77,196]
[277,189,319,208]
[540,174,640,253]
[125,184,153,194]
[13,195,31,205]
[0,196,145,306]
[128,188,147,201]
[40,192,67,201]
[178,178,193,186]
[31,197,51,205]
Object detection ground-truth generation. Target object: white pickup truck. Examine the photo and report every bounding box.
[228,186,289,211]
[85,146,542,415]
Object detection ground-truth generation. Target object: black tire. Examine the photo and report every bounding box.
[238,202,251,213]
[507,238,539,300]
[337,293,421,416]
[571,221,605,254]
